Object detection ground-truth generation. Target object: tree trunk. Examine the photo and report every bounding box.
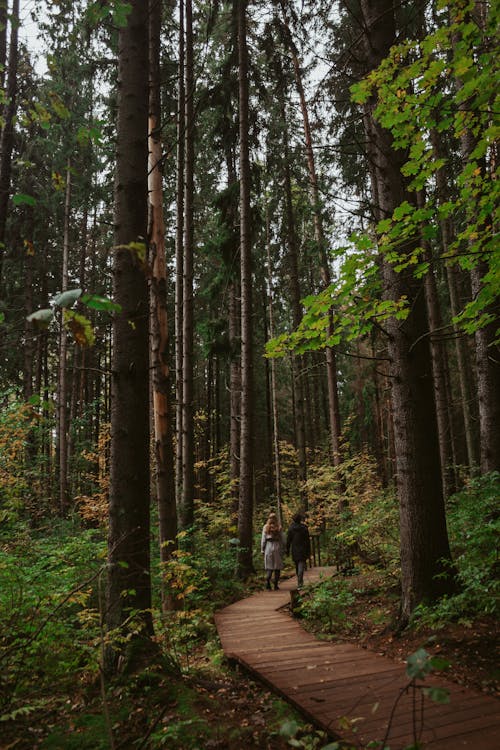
[278,82,308,496]
[416,190,455,498]
[229,276,241,520]
[430,127,478,470]
[148,0,177,612]
[180,0,195,531]
[175,0,185,515]
[57,158,71,515]
[0,0,19,284]
[265,202,282,523]
[106,0,153,671]
[471,264,500,473]
[0,1,7,90]
[236,0,254,577]
[359,0,455,622]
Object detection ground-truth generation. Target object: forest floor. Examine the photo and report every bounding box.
[3,568,498,750]
[316,576,499,699]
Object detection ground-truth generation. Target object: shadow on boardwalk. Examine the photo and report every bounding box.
[215,567,500,749]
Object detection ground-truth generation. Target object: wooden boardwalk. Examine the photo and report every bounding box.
[215,567,500,749]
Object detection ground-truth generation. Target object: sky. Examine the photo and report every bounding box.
[18,0,48,74]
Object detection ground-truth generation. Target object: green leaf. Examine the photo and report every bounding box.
[112,2,132,27]
[429,655,450,671]
[63,310,95,347]
[279,719,300,738]
[423,687,450,704]
[53,289,82,308]
[393,201,413,221]
[406,647,431,679]
[81,293,121,314]
[26,309,54,327]
[12,193,37,207]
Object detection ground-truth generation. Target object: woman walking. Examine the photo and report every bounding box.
[261,512,284,590]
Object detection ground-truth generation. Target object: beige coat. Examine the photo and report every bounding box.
[261,527,285,570]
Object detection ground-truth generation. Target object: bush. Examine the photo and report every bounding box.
[0,519,105,710]
[298,576,355,632]
[304,450,400,577]
[413,472,500,626]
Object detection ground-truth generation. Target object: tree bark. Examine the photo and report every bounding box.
[57,158,71,515]
[175,0,185,516]
[265,202,282,523]
[148,0,177,611]
[416,190,455,499]
[106,0,153,670]
[359,0,455,621]
[236,0,254,577]
[430,127,478,470]
[0,1,7,91]
[180,0,195,531]
[0,0,19,285]
[277,78,308,497]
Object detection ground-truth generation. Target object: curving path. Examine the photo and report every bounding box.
[215,567,500,749]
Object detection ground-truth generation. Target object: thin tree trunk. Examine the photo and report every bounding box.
[57,158,71,515]
[0,1,7,91]
[265,203,282,523]
[148,0,177,612]
[278,84,308,495]
[430,127,477,470]
[416,190,455,499]
[175,0,185,515]
[229,276,241,520]
[0,0,19,284]
[180,0,195,531]
[236,0,254,577]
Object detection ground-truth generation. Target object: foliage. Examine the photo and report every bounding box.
[297,575,356,633]
[0,519,105,710]
[74,423,110,527]
[304,450,400,576]
[352,0,499,337]
[0,396,38,518]
[266,0,499,361]
[412,472,500,626]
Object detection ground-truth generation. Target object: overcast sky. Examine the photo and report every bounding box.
[19,0,47,73]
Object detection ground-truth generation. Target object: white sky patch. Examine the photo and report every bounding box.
[19,0,48,75]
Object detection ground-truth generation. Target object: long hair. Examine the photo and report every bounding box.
[264,512,281,538]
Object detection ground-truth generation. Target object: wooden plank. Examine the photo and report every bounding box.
[215,567,500,750]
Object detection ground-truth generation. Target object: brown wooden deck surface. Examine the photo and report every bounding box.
[215,567,500,749]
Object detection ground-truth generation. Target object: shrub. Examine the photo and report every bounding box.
[298,576,355,633]
[413,472,500,626]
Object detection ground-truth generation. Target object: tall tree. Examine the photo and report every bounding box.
[236,0,254,577]
[180,0,195,531]
[148,0,177,607]
[355,0,455,621]
[106,0,153,669]
[175,0,186,516]
[0,0,19,285]
[56,158,71,514]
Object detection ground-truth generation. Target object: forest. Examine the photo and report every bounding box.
[0,0,498,748]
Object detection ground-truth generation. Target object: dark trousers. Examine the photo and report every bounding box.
[295,559,305,586]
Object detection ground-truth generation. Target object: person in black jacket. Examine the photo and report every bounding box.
[286,513,311,589]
